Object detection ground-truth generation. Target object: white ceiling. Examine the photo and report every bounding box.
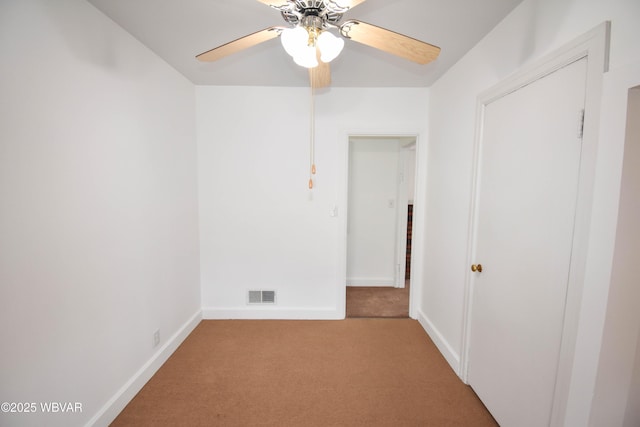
[87,0,524,87]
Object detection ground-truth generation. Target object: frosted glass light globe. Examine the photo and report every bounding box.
[293,44,319,68]
[281,26,309,58]
[317,31,344,63]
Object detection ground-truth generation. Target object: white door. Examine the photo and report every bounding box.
[468,57,587,426]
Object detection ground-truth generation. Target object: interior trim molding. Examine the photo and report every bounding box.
[416,309,460,374]
[202,307,344,320]
[86,310,202,427]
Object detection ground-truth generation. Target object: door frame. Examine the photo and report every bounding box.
[395,142,417,287]
[461,22,610,426]
[338,132,426,319]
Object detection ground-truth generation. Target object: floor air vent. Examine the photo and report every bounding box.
[248,290,276,305]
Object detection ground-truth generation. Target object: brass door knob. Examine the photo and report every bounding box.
[471,264,483,273]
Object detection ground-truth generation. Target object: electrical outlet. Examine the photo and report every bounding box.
[153,329,160,348]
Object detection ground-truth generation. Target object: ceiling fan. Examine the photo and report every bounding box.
[196,0,441,88]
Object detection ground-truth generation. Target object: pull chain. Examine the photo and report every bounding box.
[309,81,316,190]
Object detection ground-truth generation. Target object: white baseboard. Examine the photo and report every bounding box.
[416,309,461,375]
[202,306,344,320]
[347,277,396,287]
[87,310,202,427]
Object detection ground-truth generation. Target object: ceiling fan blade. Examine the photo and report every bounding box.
[196,27,283,62]
[310,59,331,89]
[340,20,440,65]
[255,0,291,9]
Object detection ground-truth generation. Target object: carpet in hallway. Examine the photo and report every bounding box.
[346,283,409,318]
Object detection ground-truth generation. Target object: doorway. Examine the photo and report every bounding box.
[345,136,416,318]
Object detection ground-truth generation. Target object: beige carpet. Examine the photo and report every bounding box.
[112,319,497,426]
[346,282,409,318]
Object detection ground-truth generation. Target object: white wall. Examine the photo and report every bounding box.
[421,0,640,425]
[347,138,400,287]
[405,147,416,203]
[0,1,201,426]
[197,86,428,319]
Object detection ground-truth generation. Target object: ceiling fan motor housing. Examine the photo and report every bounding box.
[280,0,344,28]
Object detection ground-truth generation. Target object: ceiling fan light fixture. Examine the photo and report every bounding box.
[317,31,344,63]
[197,1,442,79]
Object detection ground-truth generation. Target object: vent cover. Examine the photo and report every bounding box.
[247,290,276,305]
